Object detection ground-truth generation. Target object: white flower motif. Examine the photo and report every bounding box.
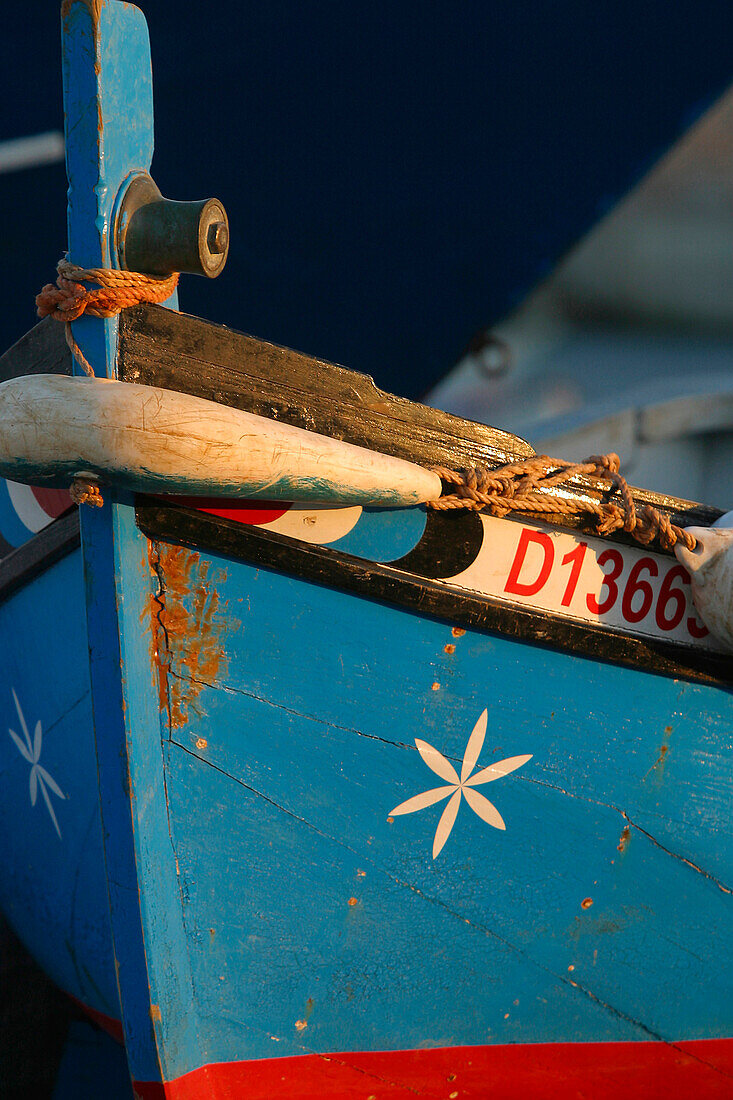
[390,709,531,858]
[7,689,65,839]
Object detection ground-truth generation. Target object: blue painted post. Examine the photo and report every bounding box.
[61,1,195,1087]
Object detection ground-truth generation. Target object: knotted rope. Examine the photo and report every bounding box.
[34,257,179,506]
[68,478,104,508]
[36,258,178,376]
[31,263,696,547]
[428,453,697,552]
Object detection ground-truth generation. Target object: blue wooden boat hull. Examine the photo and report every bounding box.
[0,545,119,1031]
[2,489,733,1095]
[1,3,732,1094]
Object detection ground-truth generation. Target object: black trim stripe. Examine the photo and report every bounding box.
[0,511,80,606]
[136,501,733,688]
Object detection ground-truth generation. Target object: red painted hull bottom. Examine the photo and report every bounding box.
[133,1038,733,1100]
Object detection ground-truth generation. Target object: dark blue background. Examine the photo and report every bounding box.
[1,3,731,396]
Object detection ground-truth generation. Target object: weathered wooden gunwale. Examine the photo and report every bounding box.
[137,500,733,688]
[119,303,723,542]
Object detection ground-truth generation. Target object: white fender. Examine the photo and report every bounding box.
[0,374,442,507]
[675,510,733,652]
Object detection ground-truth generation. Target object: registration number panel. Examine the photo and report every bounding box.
[447,515,715,651]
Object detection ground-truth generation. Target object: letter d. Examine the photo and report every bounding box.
[505,529,554,596]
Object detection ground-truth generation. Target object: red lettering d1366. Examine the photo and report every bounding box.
[587,548,624,615]
[505,529,554,597]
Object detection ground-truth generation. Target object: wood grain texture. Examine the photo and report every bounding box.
[137,502,733,687]
[119,303,535,469]
[143,534,733,1076]
[0,374,441,505]
[0,509,79,605]
[0,317,71,384]
[119,303,723,542]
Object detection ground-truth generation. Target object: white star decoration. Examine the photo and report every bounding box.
[7,689,65,839]
[390,709,531,858]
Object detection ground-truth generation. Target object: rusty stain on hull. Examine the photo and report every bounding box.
[147,540,235,730]
[61,1,104,33]
[644,737,671,781]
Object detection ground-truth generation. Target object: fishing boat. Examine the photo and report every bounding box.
[1,3,732,1097]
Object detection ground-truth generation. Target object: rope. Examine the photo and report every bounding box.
[69,477,104,508]
[34,257,178,506]
[36,258,178,376]
[428,453,697,552]
[31,262,694,548]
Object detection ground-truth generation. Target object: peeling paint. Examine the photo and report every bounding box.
[147,540,236,730]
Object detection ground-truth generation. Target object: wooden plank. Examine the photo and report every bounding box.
[120,304,723,539]
[0,509,79,605]
[0,317,71,382]
[137,530,733,1083]
[62,1,199,1089]
[119,303,535,468]
[0,319,74,566]
[0,374,441,506]
[137,501,733,686]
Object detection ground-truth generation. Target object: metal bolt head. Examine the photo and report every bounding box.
[207,221,229,255]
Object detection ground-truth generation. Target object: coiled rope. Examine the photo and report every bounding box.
[36,258,178,377]
[428,454,697,552]
[32,262,698,550]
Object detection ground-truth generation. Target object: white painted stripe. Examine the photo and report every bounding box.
[262,504,362,543]
[0,131,64,174]
[447,514,721,652]
[6,480,53,534]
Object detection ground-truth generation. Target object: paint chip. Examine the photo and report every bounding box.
[444,643,456,654]
[452,627,465,637]
[432,682,441,691]
[581,897,593,910]
[195,737,208,749]
[348,897,358,906]
[450,1093,459,1099]
[295,1019,308,1031]
[568,964,575,971]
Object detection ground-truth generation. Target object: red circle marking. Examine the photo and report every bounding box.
[170,497,291,525]
[30,485,74,519]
